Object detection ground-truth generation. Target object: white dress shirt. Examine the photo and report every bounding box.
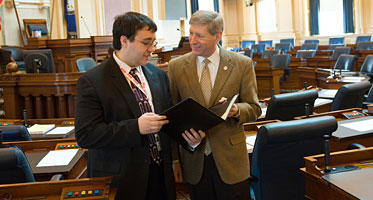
[113,52,154,111]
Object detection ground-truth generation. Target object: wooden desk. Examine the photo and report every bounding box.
[0,73,81,119]
[306,57,335,69]
[325,74,370,89]
[294,108,373,151]
[301,147,373,200]
[254,66,283,98]
[0,177,115,200]
[2,138,87,181]
[26,36,112,73]
[154,47,191,63]
[297,67,333,88]
[253,57,305,91]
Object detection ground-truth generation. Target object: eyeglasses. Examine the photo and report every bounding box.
[135,39,158,48]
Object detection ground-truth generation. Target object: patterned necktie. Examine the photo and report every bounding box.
[200,59,212,155]
[200,59,212,105]
[129,68,162,165]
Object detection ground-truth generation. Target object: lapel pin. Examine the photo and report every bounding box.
[223,66,228,71]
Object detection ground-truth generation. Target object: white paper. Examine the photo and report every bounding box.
[36,149,79,167]
[319,89,338,98]
[343,76,365,82]
[27,124,55,135]
[46,126,74,136]
[314,98,333,107]
[246,135,257,146]
[340,119,373,132]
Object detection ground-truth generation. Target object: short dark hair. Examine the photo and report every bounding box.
[112,12,157,50]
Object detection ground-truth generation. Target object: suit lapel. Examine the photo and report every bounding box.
[209,47,234,107]
[183,54,206,106]
[108,57,142,117]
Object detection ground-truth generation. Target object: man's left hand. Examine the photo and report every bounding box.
[182,128,205,146]
[228,104,239,117]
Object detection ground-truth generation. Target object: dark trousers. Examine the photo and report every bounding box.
[146,162,168,200]
[188,154,250,200]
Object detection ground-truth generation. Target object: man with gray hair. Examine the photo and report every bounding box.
[169,10,261,199]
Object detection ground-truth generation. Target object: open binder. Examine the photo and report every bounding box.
[161,94,239,151]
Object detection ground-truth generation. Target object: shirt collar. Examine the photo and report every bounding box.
[113,51,142,73]
[197,45,220,66]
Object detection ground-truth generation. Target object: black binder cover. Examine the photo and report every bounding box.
[161,95,238,152]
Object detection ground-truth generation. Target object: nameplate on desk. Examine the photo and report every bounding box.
[332,116,373,139]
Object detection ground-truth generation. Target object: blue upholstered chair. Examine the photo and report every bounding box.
[356,36,371,44]
[244,49,253,58]
[301,43,318,50]
[328,44,345,51]
[2,47,25,70]
[280,38,295,47]
[271,54,291,81]
[330,81,371,111]
[251,116,338,200]
[1,125,32,142]
[296,50,316,59]
[356,42,373,51]
[241,40,255,49]
[360,55,373,80]
[262,49,279,59]
[333,54,357,71]
[363,85,373,107]
[304,39,319,44]
[265,89,319,121]
[332,47,352,60]
[274,43,291,53]
[0,148,35,184]
[252,44,266,54]
[258,40,272,48]
[76,57,97,72]
[329,36,345,45]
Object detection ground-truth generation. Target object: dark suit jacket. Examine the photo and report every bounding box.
[75,56,175,200]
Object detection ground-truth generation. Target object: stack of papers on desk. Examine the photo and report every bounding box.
[342,76,366,82]
[45,126,74,137]
[36,149,79,167]
[27,124,55,136]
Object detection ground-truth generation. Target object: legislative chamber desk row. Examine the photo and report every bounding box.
[244,108,373,200]
[0,118,117,199]
[0,137,118,199]
[1,107,372,199]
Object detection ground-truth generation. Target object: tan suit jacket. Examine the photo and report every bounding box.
[168,47,261,185]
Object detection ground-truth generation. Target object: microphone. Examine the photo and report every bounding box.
[23,109,28,127]
[323,135,331,173]
[304,82,308,90]
[305,103,310,118]
[80,16,92,37]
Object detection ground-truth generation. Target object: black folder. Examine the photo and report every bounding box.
[161,94,238,152]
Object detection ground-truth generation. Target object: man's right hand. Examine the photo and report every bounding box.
[138,113,169,134]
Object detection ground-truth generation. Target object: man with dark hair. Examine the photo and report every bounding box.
[169,10,261,199]
[75,12,195,200]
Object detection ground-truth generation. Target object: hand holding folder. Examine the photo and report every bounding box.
[161,94,239,152]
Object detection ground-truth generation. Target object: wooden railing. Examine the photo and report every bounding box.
[0,73,81,119]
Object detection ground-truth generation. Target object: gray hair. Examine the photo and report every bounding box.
[189,10,224,35]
